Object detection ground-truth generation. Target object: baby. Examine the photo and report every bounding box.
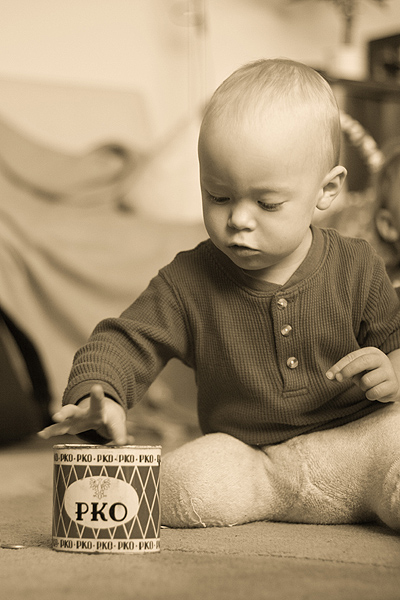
[40,59,400,531]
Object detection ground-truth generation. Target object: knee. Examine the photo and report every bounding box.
[160,433,267,528]
[373,457,400,530]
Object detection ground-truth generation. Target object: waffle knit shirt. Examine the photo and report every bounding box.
[64,226,400,445]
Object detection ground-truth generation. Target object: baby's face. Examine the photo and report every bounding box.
[199,110,328,283]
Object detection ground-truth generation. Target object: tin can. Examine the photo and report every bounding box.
[52,444,161,554]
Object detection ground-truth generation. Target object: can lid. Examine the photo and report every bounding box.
[1,544,26,550]
[53,444,162,449]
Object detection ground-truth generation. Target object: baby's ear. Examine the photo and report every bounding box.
[376,208,400,243]
[316,166,347,211]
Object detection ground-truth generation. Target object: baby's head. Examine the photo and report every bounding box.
[200,58,341,176]
[198,58,347,283]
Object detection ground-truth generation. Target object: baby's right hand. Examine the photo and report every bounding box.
[38,384,130,445]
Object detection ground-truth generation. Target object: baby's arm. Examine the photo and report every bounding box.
[38,384,130,444]
[326,347,400,403]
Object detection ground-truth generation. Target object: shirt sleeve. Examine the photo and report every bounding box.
[359,251,400,354]
[62,271,192,410]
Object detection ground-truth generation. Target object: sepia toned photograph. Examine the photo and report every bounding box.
[1,1,400,599]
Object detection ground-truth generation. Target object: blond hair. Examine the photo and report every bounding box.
[201,58,341,172]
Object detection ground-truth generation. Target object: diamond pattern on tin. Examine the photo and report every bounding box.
[53,462,160,542]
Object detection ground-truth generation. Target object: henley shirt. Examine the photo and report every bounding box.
[64,226,400,445]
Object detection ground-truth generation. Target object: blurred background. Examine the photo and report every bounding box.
[1,0,400,446]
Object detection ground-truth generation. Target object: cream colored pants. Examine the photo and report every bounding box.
[161,403,400,530]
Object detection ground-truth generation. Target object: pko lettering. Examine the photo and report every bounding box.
[75,502,128,522]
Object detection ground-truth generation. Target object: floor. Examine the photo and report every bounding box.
[1,434,400,600]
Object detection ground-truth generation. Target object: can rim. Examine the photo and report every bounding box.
[53,444,162,449]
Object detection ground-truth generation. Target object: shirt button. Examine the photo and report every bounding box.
[287,357,298,369]
[277,298,287,309]
[281,324,292,337]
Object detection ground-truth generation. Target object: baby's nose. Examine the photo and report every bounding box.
[228,204,256,230]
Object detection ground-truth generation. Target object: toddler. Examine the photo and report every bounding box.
[40,59,400,531]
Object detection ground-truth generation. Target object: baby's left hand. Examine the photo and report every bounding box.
[326,347,400,403]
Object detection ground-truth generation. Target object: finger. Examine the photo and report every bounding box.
[89,384,106,418]
[89,385,128,444]
[38,424,58,439]
[52,404,82,422]
[357,367,391,393]
[326,349,383,381]
[38,421,77,439]
[37,404,86,438]
[327,352,372,381]
[109,427,128,445]
[105,411,128,445]
[125,422,135,445]
[365,380,398,402]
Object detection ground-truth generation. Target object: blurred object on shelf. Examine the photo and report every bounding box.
[369,33,400,84]
[325,43,367,80]
[291,0,387,46]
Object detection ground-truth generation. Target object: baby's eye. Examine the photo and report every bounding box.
[258,201,282,211]
[208,192,230,204]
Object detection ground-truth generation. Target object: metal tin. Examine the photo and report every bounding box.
[52,444,161,554]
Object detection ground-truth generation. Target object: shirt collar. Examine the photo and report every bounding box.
[207,225,326,294]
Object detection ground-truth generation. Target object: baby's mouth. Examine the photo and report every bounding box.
[229,244,259,255]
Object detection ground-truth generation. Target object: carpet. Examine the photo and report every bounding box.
[1,435,399,600]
